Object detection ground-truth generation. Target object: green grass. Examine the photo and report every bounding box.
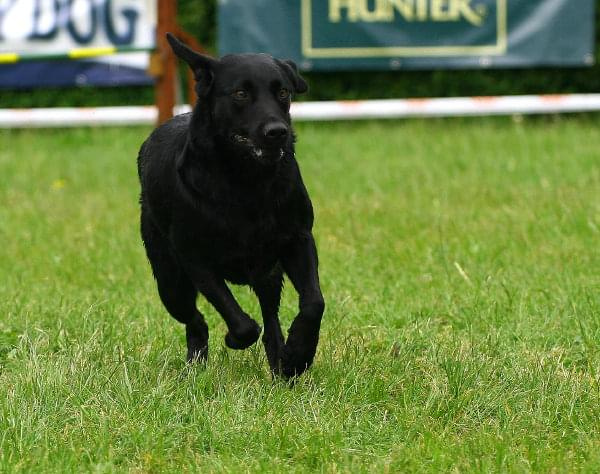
[1,116,599,473]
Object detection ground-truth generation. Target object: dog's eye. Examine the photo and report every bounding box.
[278,88,290,100]
[232,90,248,100]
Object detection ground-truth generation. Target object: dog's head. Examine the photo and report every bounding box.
[167,33,308,165]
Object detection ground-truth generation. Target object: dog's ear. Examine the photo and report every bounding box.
[166,33,216,95]
[275,59,308,94]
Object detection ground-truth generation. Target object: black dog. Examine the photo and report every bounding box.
[137,34,325,378]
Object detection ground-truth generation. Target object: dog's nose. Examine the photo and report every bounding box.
[263,122,289,142]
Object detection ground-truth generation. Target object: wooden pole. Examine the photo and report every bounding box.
[154,0,177,125]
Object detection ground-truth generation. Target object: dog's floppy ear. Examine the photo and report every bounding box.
[275,59,308,94]
[166,32,216,94]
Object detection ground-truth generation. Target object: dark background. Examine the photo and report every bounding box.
[2,0,599,107]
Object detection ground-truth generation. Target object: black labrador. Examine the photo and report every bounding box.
[137,33,325,378]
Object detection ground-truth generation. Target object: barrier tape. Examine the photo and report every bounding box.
[0,46,151,64]
[1,94,599,128]
[0,53,18,63]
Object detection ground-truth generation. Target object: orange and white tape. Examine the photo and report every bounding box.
[1,94,599,128]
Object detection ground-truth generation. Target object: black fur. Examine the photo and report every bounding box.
[137,34,324,378]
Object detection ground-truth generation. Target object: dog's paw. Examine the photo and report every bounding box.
[225,319,261,350]
[186,324,209,364]
[280,344,315,379]
[280,327,319,379]
[186,345,208,364]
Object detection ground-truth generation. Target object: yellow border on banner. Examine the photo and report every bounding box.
[69,47,117,59]
[301,0,508,58]
[0,53,19,63]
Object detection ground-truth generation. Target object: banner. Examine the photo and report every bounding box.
[0,0,156,88]
[219,0,596,70]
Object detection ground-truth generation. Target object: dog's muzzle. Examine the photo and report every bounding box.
[230,133,285,163]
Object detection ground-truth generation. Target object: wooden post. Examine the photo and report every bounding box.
[154,0,177,125]
[151,1,207,124]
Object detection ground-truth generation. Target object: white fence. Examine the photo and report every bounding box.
[1,94,600,128]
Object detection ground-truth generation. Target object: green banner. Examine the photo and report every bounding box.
[218,0,595,70]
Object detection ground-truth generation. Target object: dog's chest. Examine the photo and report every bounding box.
[172,171,298,281]
[219,201,285,251]
[205,203,288,281]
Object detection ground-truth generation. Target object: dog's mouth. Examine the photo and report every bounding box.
[231,133,250,146]
[230,134,285,162]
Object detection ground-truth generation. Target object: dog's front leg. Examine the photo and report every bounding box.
[187,267,261,350]
[281,234,325,378]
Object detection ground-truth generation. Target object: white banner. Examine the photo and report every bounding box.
[0,0,156,57]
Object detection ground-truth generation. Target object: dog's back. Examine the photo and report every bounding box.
[137,113,194,235]
[137,113,189,193]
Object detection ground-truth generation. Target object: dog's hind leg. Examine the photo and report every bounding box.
[252,270,284,376]
[157,272,209,363]
[141,214,209,362]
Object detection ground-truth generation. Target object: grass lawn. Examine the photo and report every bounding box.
[1,116,599,473]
